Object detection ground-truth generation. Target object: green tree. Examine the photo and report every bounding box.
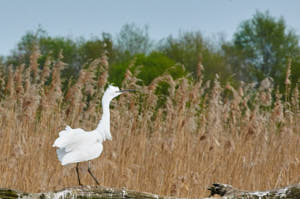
[133,51,186,85]
[77,33,114,63]
[223,11,300,88]
[159,31,233,84]
[159,31,204,74]
[6,28,114,79]
[6,28,79,74]
[39,36,78,71]
[115,23,153,62]
[6,27,47,67]
[109,51,187,86]
[0,56,4,66]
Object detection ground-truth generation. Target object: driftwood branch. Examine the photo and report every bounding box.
[207,183,300,198]
[1,183,299,199]
[0,186,172,199]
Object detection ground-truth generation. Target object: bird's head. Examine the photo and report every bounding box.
[103,85,135,102]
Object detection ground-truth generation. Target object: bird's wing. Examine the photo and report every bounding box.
[53,126,100,152]
[56,139,103,165]
[58,125,73,137]
[53,126,105,165]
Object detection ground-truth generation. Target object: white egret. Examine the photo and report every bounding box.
[52,85,135,185]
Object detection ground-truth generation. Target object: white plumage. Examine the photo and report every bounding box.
[52,85,135,185]
[53,126,104,165]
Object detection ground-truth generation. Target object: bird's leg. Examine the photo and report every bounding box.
[87,161,100,185]
[76,163,83,186]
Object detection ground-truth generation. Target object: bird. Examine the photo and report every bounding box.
[52,85,135,185]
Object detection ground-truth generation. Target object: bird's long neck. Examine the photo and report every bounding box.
[96,97,111,140]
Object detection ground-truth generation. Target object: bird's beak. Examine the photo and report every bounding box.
[118,89,136,93]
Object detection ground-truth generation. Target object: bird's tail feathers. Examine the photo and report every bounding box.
[58,125,73,137]
[65,125,72,130]
[53,126,74,147]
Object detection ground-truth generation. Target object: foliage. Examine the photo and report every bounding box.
[115,23,153,62]
[159,31,233,84]
[159,31,205,74]
[6,28,114,79]
[133,52,186,84]
[109,51,186,86]
[2,13,300,93]
[223,11,300,89]
[78,33,115,64]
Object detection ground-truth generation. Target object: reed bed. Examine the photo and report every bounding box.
[0,50,299,198]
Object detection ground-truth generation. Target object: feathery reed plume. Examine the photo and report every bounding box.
[225,83,243,127]
[65,69,84,124]
[291,84,299,113]
[24,67,31,94]
[29,44,41,81]
[100,50,109,69]
[5,65,14,98]
[285,58,292,102]
[121,57,140,89]
[14,64,25,98]
[206,74,223,146]
[272,88,284,123]
[81,63,97,99]
[148,74,175,94]
[46,50,65,107]
[0,68,5,100]
[259,77,273,107]
[196,53,204,80]
[122,69,134,88]
[97,52,109,90]
[285,58,291,86]
[21,81,41,122]
[40,55,51,85]
[146,74,176,113]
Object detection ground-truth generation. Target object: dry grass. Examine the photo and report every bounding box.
[0,51,299,198]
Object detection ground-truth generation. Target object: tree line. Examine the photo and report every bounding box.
[1,11,299,93]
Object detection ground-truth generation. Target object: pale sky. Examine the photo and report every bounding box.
[0,0,300,56]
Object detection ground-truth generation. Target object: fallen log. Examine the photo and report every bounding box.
[0,186,171,199]
[0,183,299,199]
[207,183,300,198]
